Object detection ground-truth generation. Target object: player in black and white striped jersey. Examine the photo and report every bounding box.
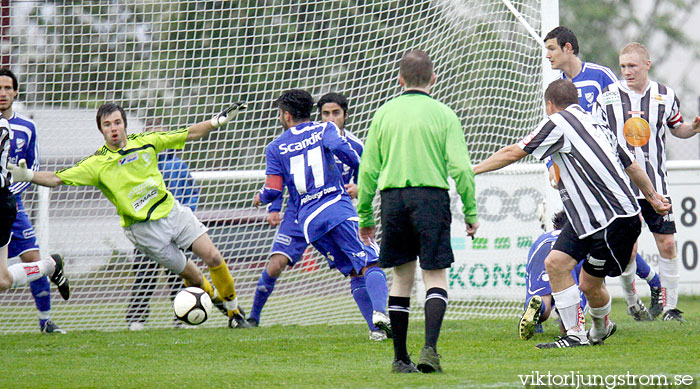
[475,79,670,348]
[593,42,700,322]
[1,115,70,295]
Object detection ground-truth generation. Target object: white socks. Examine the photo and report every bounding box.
[552,284,585,336]
[588,297,612,340]
[619,258,638,306]
[9,259,55,288]
[658,257,679,311]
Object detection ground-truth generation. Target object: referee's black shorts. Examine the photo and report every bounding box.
[553,214,641,278]
[0,187,17,247]
[378,187,453,270]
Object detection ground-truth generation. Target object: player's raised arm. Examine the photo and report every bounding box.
[8,160,64,188]
[186,102,247,141]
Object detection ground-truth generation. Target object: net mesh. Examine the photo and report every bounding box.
[1,0,545,333]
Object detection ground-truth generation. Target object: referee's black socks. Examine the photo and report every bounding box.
[424,287,448,352]
[388,296,411,364]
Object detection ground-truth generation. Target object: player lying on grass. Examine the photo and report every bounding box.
[248,92,389,341]
[8,102,251,328]
[520,210,663,340]
[253,89,391,338]
[475,79,669,348]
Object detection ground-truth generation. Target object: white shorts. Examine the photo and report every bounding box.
[123,201,208,274]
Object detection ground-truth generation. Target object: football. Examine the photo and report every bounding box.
[173,287,213,325]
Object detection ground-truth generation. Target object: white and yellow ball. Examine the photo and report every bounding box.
[173,287,213,325]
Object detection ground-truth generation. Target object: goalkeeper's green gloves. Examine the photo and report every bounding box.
[211,102,247,128]
[8,159,34,182]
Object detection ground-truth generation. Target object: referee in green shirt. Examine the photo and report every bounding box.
[357,50,479,373]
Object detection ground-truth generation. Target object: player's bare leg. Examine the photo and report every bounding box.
[0,245,11,291]
[191,233,250,328]
[652,232,685,322]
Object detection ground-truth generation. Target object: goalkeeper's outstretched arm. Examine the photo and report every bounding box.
[186,102,247,141]
[8,160,65,187]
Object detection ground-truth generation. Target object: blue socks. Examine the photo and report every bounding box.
[363,266,388,313]
[635,254,661,288]
[350,277,378,331]
[30,276,51,328]
[250,269,277,323]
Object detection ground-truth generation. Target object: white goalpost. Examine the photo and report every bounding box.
[1,0,553,333]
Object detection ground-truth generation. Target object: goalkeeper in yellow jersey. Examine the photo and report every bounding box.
[8,102,251,328]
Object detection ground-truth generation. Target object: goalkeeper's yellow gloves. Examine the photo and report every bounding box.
[211,102,247,128]
[8,159,34,182]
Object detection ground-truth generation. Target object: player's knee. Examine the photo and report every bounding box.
[658,240,676,259]
[578,280,592,295]
[198,245,223,266]
[544,254,574,275]
[267,255,288,277]
[0,276,12,291]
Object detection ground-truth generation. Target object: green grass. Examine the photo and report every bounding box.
[1,297,699,388]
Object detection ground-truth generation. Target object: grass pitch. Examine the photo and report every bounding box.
[1,297,698,388]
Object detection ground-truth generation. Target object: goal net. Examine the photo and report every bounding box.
[1,0,547,334]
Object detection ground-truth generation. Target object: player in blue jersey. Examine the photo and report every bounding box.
[520,211,586,340]
[520,210,663,340]
[544,26,617,112]
[249,92,389,340]
[544,26,617,187]
[0,68,69,333]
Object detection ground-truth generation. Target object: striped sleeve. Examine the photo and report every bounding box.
[667,94,683,129]
[518,118,564,160]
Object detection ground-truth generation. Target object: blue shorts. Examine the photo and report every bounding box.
[8,210,39,258]
[310,219,379,276]
[524,260,587,312]
[270,218,308,266]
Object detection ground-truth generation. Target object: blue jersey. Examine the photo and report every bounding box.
[158,150,199,211]
[7,112,39,206]
[268,128,363,216]
[562,62,617,112]
[261,121,361,242]
[336,129,363,185]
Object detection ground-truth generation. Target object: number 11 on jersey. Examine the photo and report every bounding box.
[290,146,325,194]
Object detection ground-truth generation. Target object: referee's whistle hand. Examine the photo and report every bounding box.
[466,222,480,238]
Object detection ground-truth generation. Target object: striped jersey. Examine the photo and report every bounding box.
[7,112,40,207]
[562,62,617,112]
[0,115,10,188]
[592,80,682,198]
[518,104,639,238]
